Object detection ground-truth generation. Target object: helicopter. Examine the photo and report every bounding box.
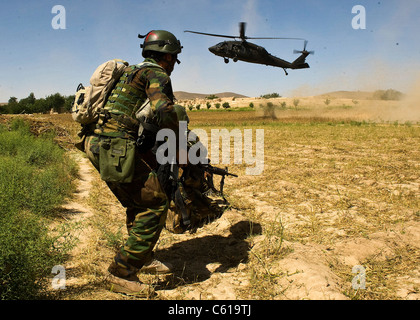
[184,22,314,75]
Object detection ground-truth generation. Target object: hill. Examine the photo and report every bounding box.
[174,91,248,100]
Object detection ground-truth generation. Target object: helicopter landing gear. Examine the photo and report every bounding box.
[283,68,288,76]
[233,57,238,62]
[224,58,229,64]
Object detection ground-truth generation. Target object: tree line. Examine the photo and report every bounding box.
[0,92,75,114]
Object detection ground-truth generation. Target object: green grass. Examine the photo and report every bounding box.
[0,118,77,299]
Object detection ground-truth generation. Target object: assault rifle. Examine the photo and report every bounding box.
[161,160,238,228]
[199,163,238,201]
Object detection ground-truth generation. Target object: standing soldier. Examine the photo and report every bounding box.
[83,30,183,296]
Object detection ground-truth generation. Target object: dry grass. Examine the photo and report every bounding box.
[20,97,419,300]
[185,105,419,299]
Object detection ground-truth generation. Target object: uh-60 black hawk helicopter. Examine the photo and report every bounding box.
[185,22,314,75]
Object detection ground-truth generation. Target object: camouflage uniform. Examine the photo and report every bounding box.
[84,57,179,276]
[163,105,229,234]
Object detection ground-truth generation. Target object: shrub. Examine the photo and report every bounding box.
[262,102,277,119]
[372,89,404,101]
[260,93,281,99]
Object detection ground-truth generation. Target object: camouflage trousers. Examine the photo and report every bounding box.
[84,134,168,275]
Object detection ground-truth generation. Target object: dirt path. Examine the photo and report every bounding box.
[58,153,97,292]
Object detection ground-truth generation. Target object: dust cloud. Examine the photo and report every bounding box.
[287,62,420,122]
[389,78,420,122]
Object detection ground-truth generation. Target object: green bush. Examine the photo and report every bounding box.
[0,118,76,299]
[260,93,281,99]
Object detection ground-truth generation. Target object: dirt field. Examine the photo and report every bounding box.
[8,94,419,300]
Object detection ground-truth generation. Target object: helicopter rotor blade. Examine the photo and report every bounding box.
[184,30,237,39]
[247,36,305,40]
[185,25,305,42]
[293,50,315,54]
[239,22,246,40]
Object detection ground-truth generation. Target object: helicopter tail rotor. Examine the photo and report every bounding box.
[293,40,314,55]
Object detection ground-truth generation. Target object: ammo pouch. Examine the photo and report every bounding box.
[99,137,136,183]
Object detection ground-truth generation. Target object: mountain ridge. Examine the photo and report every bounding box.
[174,91,248,100]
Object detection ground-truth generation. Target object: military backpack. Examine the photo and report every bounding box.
[71,59,129,125]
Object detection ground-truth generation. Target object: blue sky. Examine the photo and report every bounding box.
[1,0,419,102]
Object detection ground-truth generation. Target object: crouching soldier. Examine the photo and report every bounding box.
[83,30,183,296]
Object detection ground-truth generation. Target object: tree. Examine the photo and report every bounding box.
[45,93,65,113]
[222,102,230,109]
[63,95,75,112]
[293,99,300,109]
[5,97,19,114]
[19,92,36,113]
[7,96,25,114]
[260,93,281,99]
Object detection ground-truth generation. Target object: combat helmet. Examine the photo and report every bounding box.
[139,30,183,57]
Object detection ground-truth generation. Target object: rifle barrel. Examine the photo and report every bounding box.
[206,165,238,177]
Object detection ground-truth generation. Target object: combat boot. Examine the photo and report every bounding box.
[139,258,173,275]
[107,261,155,297]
